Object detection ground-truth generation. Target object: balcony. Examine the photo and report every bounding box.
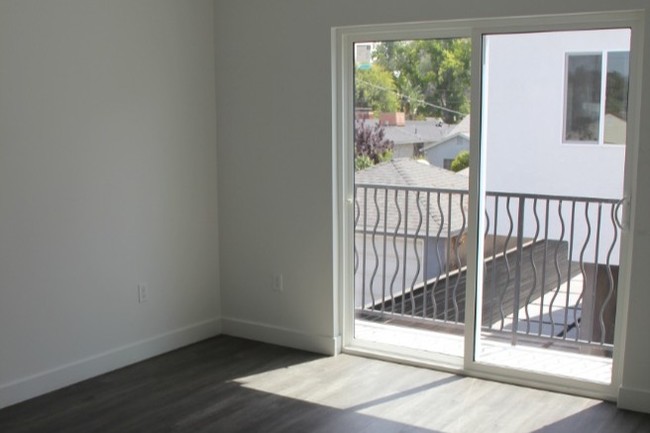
[354,179,623,383]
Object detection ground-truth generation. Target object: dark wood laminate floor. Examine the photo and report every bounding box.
[1,336,649,433]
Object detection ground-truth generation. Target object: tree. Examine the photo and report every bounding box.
[354,120,394,171]
[373,39,471,123]
[394,77,426,119]
[355,65,399,113]
[450,150,469,172]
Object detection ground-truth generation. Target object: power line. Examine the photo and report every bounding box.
[356,78,468,116]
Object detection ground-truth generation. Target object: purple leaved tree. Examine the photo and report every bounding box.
[354,120,394,170]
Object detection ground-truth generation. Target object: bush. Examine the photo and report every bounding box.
[355,155,374,171]
[450,150,469,172]
[354,120,394,170]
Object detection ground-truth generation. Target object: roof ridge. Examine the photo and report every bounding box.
[393,158,417,186]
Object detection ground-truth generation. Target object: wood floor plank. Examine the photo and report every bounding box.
[1,336,649,432]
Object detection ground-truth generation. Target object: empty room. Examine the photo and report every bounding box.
[1,1,650,432]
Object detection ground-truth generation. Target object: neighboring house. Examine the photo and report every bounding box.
[483,28,628,199]
[423,115,470,169]
[483,28,629,266]
[363,118,452,158]
[354,42,379,70]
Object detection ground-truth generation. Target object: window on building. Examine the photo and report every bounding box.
[355,44,373,70]
[564,51,629,144]
[604,51,630,144]
[443,158,454,169]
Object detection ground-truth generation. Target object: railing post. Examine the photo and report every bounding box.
[361,187,367,310]
[512,197,526,346]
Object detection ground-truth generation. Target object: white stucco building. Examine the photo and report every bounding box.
[482,29,630,199]
[481,29,630,264]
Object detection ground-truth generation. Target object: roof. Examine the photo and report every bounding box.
[367,119,452,145]
[355,158,469,236]
[356,157,468,189]
[447,115,470,136]
[422,115,470,152]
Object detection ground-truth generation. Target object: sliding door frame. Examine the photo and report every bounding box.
[332,10,644,402]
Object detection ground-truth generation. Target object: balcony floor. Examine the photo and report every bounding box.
[355,319,612,384]
[355,269,612,384]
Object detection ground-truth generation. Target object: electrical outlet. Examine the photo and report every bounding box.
[272,274,283,293]
[138,284,148,303]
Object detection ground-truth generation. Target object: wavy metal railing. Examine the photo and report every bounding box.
[354,184,624,350]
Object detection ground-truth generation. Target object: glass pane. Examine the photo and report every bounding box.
[604,51,630,144]
[565,54,602,142]
[352,38,470,359]
[479,28,630,384]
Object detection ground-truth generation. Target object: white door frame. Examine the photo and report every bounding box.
[332,10,644,402]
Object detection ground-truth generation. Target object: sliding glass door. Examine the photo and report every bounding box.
[473,28,631,384]
[336,12,641,397]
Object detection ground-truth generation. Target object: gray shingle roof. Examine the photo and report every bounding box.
[447,115,470,136]
[355,158,469,236]
[422,115,470,153]
[368,119,452,145]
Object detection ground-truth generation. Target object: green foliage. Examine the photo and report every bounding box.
[395,78,425,119]
[355,155,373,171]
[355,149,392,171]
[378,150,393,163]
[355,65,399,113]
[373,39,471,123]
[450,150,470,172]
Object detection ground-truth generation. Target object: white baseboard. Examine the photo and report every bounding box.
[221,317,341,356]
[0,318,221,409]
[618,385,650,414]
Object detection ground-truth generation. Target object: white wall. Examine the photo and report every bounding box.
[0,0,220,408]
[214,0,650,413]
[2,0,646,415]
[483,29,629,198]
[393,142,417,158]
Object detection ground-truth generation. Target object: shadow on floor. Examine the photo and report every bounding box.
[0,336,442,433]
[532,402,650,433]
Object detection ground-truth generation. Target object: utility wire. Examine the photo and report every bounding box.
[356,78,468,117]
